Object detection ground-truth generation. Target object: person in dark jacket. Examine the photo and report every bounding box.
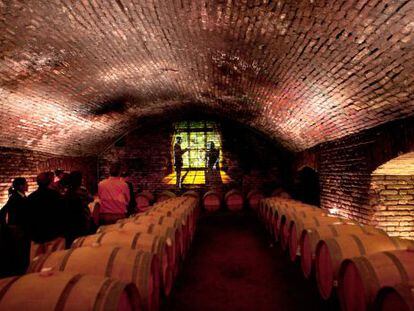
[26,172,64,243]
[0,177,29,227]
[63,171,94,247]
[0,177,30,275]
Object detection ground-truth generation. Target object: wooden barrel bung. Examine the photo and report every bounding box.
[72,231,173,297]
[315,234,414,300]
[300,223,387,279]
[203,190,221,212]
[374,281,414,311]
[338,249,414,311]
[28,245,159,311]
[0,271,141,311]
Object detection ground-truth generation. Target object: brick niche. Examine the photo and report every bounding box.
[296,116,414,239]
[370,152,414,239]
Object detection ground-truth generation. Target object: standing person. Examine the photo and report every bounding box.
[0,178,30,275]
[98,163,130,225]
[173,137,189,189]
[205,142,222,187]
[26,172,64,244]
[121,171,137,216]
[206,141,220,170]
[63,171,94,247]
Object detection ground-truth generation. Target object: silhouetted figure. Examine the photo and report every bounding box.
[63,171,94,247]
[121,171,137,216]
[206,141,220,170]
[0,178,30,275]
[98,163,130,225]
[27,172,64,243]
[205,141,222,187]
[174,137,189,188]
[0,178,29,227]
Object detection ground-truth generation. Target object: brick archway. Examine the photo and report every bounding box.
[369,152,414,240]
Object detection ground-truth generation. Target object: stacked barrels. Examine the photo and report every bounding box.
[258,196,414,310]
[0,193,199,311]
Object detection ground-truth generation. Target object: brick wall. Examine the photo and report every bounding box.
[0,147,97,207]
[370,152,414,239]
[296,116,414,238]
[98,121,292,196]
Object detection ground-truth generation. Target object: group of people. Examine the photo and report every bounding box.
[0,163,137,276]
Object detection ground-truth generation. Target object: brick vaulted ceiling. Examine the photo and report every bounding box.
[0,0,414,155]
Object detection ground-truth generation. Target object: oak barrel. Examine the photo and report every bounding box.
[338,249,414,311]
[374,281,414,311]
[203,190,221,212]
[28,245,159,311]
[247,190,264,211]
[0,271,141,311]
[224,189,244,211]
[72,231,173,296]
[300,223,386,278]
[315,234,414,300]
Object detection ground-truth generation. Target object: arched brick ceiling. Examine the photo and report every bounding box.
[1,0,414,155]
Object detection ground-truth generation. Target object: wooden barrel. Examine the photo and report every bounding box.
[203,190,221,212]
[0,271,141,311]
[288,213,354,261]
[247,190,264,211]
[30,237,66,261]
[224,189,244,211]
[156,190,176,203]
[182,190,200,200]
[146,208,192,249]
[122,213,189,257]
[315,234,414,300]
[28,245,159,311]
[98,221,181,265]
[271,188,291,198]
[374,281,414,311]
[72,231,173,297]
[300,223,387,279]
[278,206,322,249]
[136,191,154,212]
[338,249,414,311]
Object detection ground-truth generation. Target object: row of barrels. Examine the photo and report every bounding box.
[0,193,200,311]
[138,188,268,214]
[259,196,414,311]
[137,189,264,212]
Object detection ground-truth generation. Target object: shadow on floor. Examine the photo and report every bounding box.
[163,210,340,311]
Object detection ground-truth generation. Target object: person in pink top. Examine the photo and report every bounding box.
[98,163,130,225]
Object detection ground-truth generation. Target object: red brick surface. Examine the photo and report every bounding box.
[98,122,291,196]
[0,1,413,154]
[296,117,414,238]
